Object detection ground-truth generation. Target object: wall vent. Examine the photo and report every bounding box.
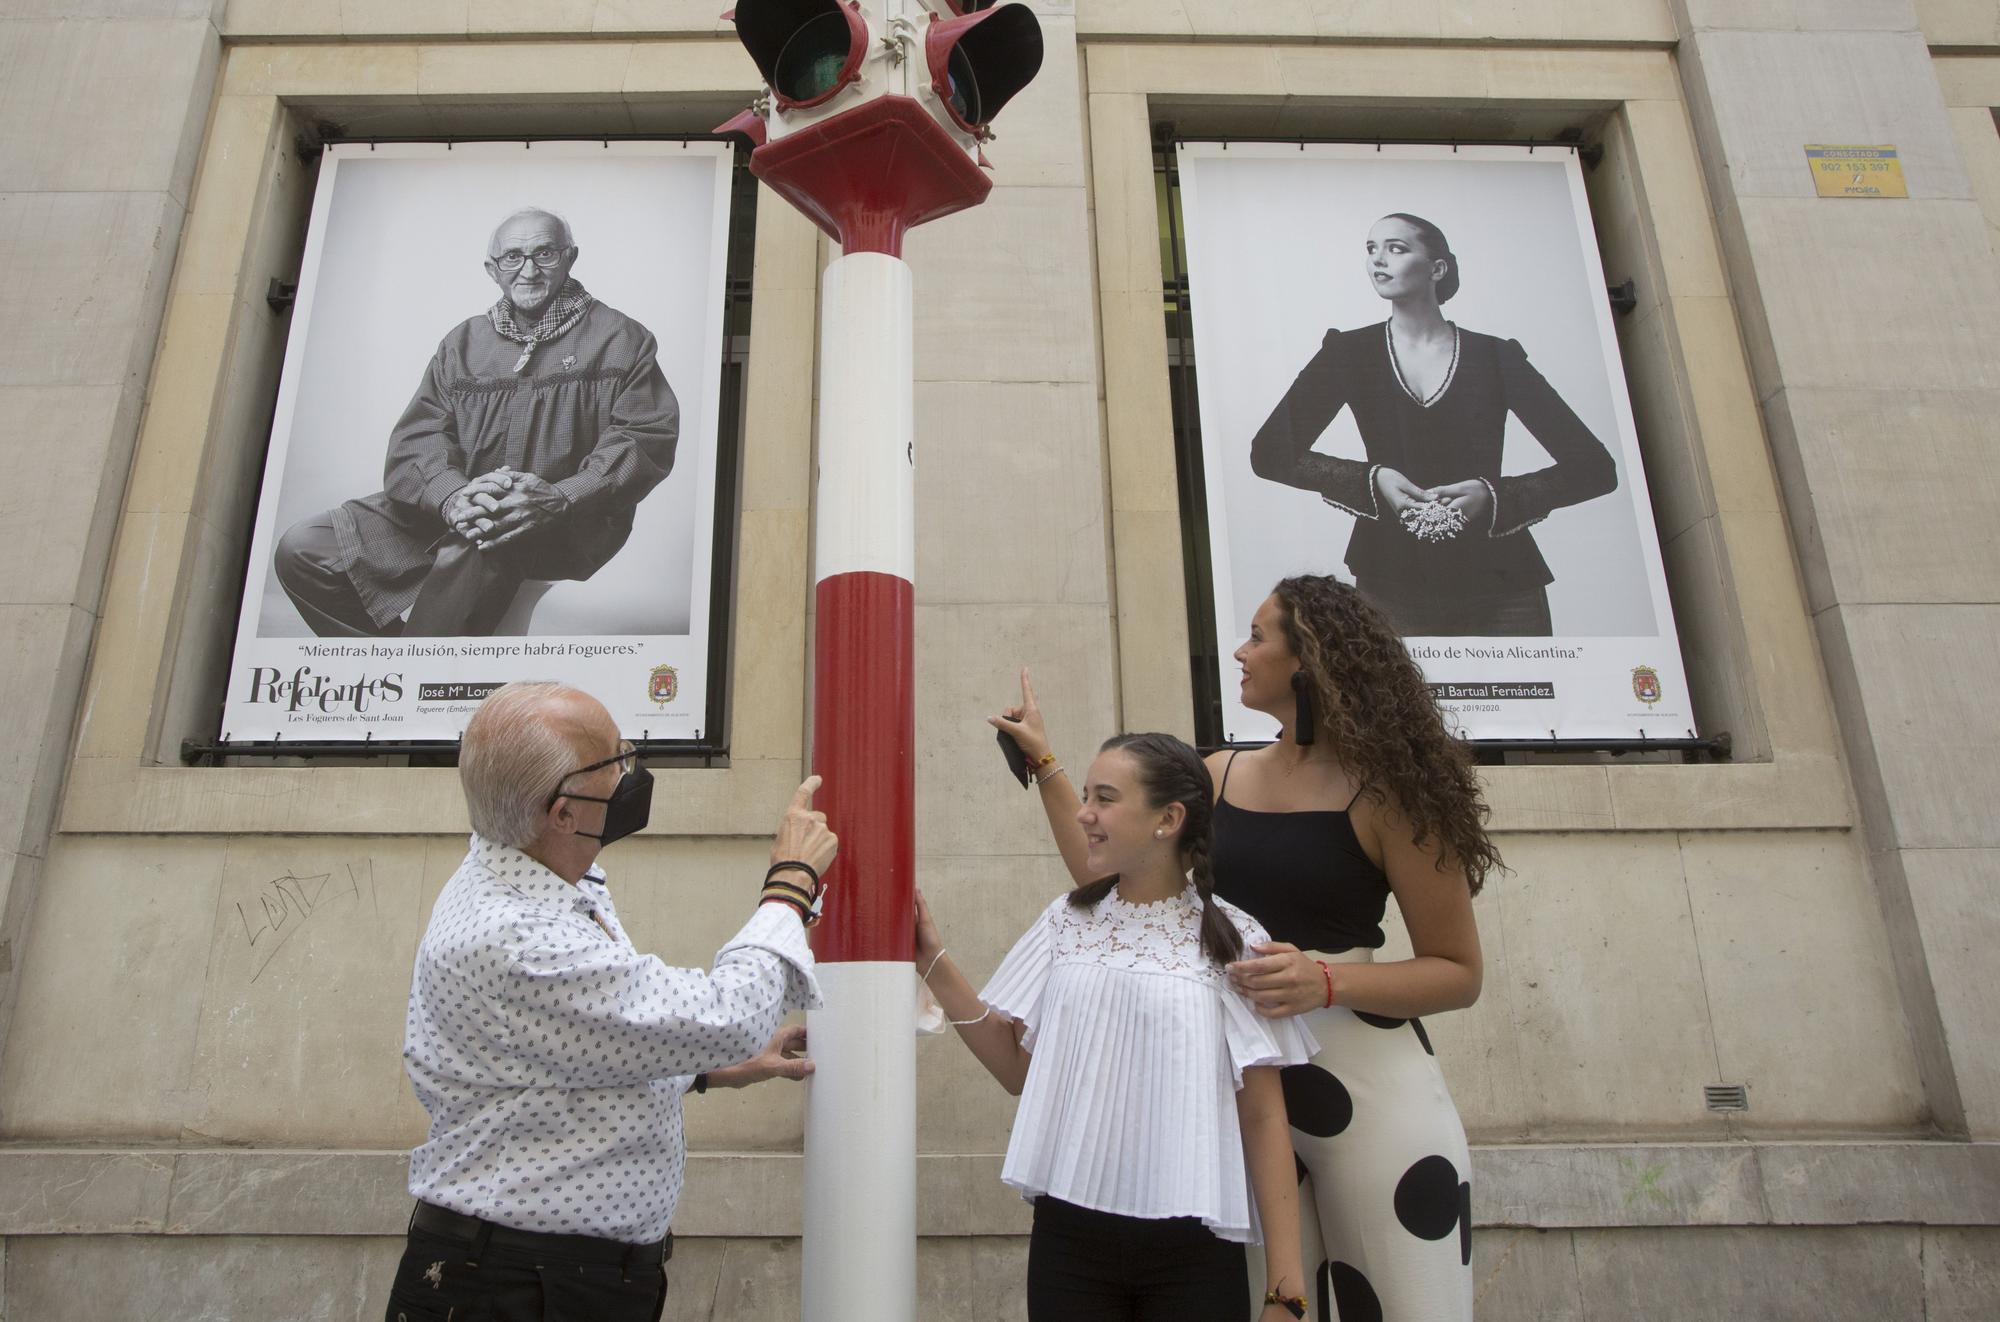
[1704,1083,1749,1112]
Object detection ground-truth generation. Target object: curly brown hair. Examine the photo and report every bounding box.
[1271,575,1501,894]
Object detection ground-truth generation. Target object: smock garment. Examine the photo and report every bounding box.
[1248,322,1615,600]
[980,886,1319,1244]
[331,280,679,629]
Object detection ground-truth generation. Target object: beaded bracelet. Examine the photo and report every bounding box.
[1264,1287,1307,1319]
[759,890,813,924]
[766,860,822,897]
[763,877,816,907]
[1315,959,1335,1009]
[1032,764,1065,786]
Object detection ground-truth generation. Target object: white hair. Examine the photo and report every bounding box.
[459,681,591,848]
[488,207,575,255]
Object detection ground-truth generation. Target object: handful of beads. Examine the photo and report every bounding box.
[1399,499,1469,543]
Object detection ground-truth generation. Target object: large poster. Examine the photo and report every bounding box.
[221,141,733,743]
[1178,142,1693,742]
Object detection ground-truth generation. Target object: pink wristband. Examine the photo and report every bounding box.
[1315,959,1335,1009]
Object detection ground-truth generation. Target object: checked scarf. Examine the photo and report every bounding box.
[488,278,596,373]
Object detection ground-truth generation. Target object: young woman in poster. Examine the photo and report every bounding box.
[996,577,1498,1320]
[916,733,1318,1321]
[1247,212,1617,638]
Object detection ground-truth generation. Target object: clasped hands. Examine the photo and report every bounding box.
[1375,466,1490,538]
[442,466,570,551]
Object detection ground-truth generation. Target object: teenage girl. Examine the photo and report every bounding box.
[918,733,1318,1321]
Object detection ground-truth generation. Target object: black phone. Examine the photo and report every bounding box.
[996,726,1032,788]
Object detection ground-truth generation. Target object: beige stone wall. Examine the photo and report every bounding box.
[1,0,1996,1316]
[0,0,222,1098]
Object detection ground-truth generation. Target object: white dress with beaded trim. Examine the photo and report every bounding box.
[979,885,1319,1244]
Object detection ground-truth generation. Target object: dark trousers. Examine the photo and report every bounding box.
[1361,580,1554,638]
[275,514,527,638]
[384,1217,668,1322]
[1026,1197,1249,1322]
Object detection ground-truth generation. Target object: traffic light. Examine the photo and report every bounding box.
[717,1,1044,254]
[725,0,869,110]
[722,2,1041,152]
[922,2,1043,138]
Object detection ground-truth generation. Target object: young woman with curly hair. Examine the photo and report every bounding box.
[994,575,1497,1320]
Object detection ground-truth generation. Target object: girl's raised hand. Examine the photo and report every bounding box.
[988,666,1052,764]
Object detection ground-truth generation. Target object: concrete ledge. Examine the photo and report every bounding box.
[2,1141,1994,1238]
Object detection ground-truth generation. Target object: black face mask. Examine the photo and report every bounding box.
[550,747,654,847]
[563,766,654,846]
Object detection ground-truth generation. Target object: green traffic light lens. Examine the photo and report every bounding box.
[946,45,982,124]
[775,13,852,102]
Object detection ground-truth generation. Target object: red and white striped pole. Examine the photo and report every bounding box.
[717,6,1042,1313]
[801,246,918,1318]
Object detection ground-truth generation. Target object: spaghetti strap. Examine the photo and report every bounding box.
[1345,782,1367,812]
[1218,750,1241,798]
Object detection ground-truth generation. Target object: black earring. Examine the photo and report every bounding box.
[1291,672,1316,746]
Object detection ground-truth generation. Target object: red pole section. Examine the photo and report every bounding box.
[811,571,915,963]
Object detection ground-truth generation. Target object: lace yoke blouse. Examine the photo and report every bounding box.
[979,885,1319,1243]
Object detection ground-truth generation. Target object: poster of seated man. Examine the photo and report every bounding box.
[221,141,733,744]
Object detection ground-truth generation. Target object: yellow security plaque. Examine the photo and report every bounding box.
[1804,145,1907,198]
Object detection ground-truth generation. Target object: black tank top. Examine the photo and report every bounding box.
[1210,752,1391,952]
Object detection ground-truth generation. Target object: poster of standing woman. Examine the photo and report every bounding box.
[1177,141,1692,742]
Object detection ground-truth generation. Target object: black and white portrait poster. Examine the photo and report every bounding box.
[1177,141,1692,741]
[221,141,732,742]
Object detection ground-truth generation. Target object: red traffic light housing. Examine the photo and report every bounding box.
[924,3,1043,137]
[726,0,869,110]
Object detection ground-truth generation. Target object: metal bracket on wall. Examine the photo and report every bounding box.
[179,735,727,766]
[265,278,299,313]
[1607,278,1637,316]
[1205,730,1732,764]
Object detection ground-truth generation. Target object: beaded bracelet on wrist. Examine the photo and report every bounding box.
[1264,1288,1307,1319]
[759,891,813,924]
[763,878,816,907]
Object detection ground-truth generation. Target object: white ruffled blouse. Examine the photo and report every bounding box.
[980,885,1320,1243]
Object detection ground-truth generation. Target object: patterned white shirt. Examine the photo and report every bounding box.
[403,836,821,1243]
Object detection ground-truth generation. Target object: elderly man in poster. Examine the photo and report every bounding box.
[274,208,678,637]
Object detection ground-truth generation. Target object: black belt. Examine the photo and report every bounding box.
[410,1201,672,1269]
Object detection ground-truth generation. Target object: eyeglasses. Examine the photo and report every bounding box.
[492,246,571,272]
[547,740,638,808]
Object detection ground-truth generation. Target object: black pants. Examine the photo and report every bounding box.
[1026,1197,1248,1322]
[275,514,528,638]
[384,1224,667,1322]
[1361,580,1553,638]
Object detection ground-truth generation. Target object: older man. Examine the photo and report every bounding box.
[276,208,679,637]
[383,681,833,1321]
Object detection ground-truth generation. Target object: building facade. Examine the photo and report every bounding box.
[0,0,1997,1316]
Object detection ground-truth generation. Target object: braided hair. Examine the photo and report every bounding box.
[1068,732,1243,967]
